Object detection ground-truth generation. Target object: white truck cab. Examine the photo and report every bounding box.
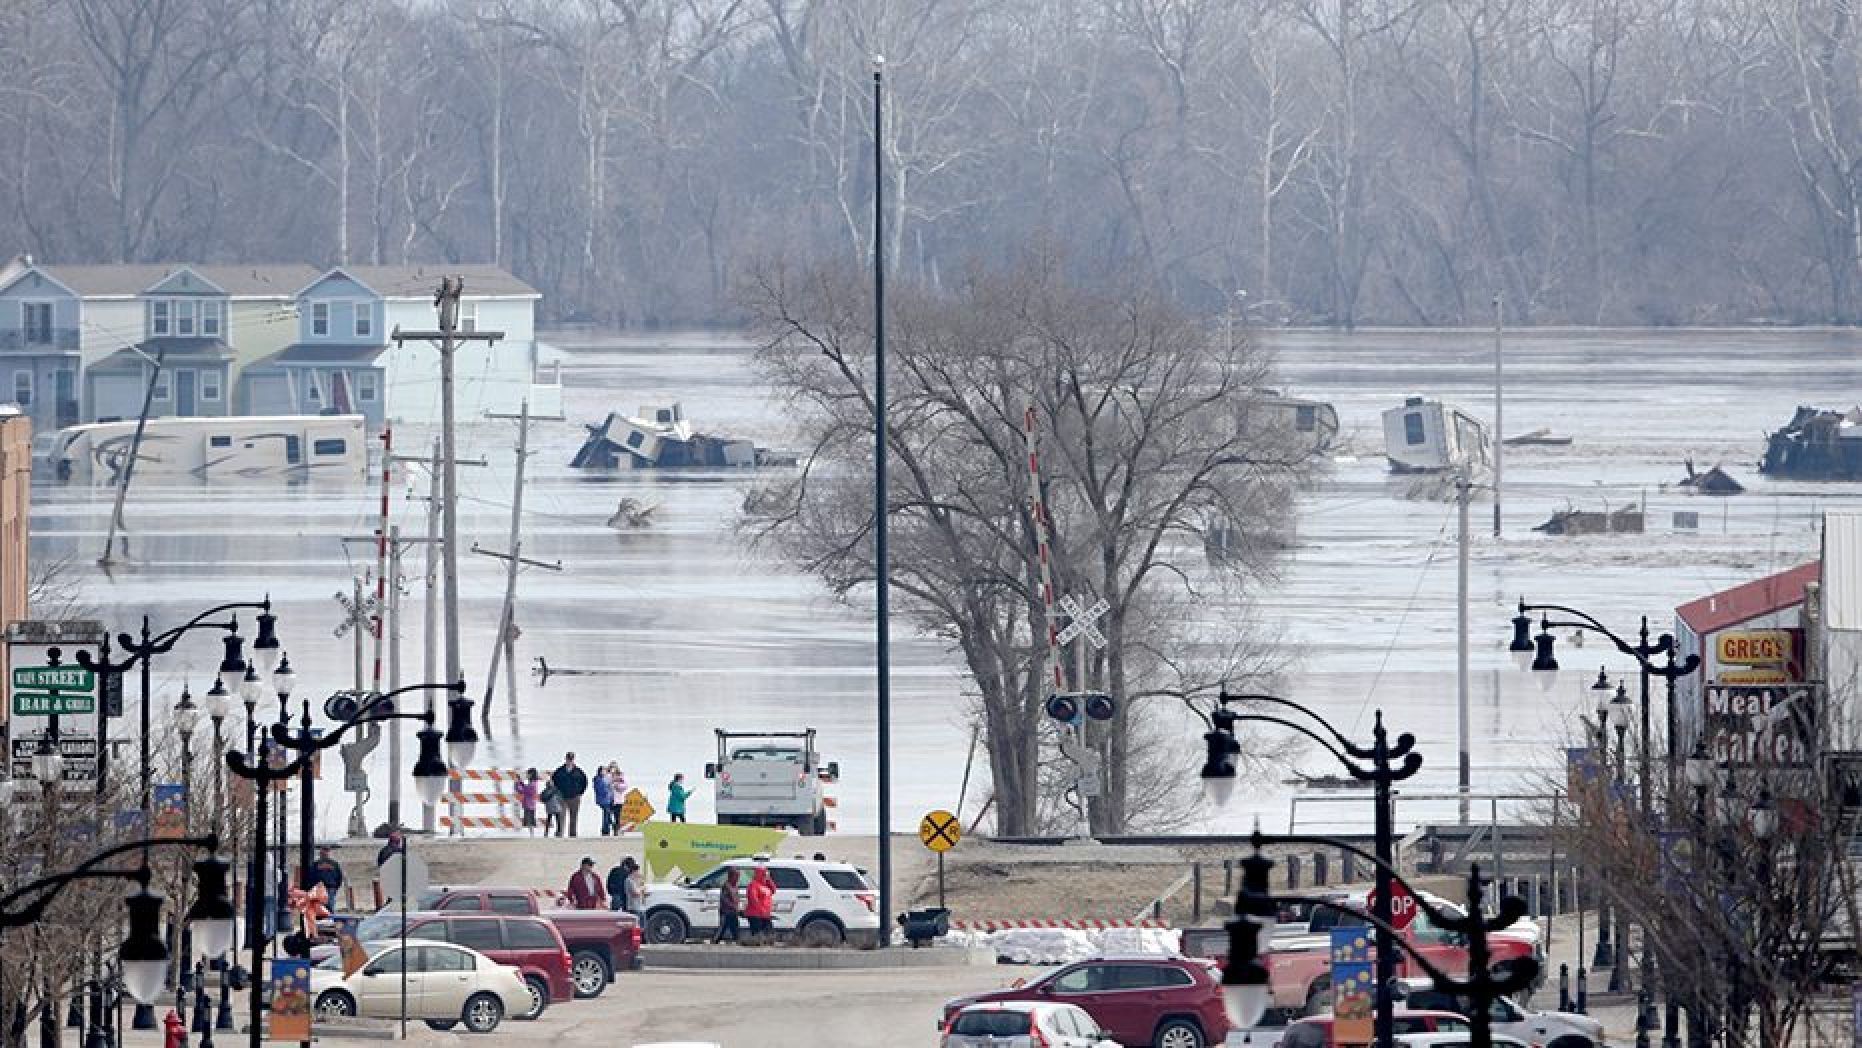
[704,729,838,836]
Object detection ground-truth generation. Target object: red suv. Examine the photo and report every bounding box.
[942,956,1228,1048]
[322,912,574,1020]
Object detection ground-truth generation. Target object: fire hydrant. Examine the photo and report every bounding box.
[163,1009,186,1048]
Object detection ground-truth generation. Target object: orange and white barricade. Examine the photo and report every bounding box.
[440,768,524,835]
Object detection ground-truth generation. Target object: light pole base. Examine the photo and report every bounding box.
[130,1003,156,1031]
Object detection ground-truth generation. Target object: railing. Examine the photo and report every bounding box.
[0,328,80,352]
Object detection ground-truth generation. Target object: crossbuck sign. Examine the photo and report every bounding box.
[1056,595,1109,649]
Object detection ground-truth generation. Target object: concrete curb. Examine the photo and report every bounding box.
[641,944,996,970]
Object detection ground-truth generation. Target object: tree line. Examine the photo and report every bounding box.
[3,0,1860,328]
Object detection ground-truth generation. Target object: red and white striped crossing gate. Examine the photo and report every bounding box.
[950,918,1169,932]
[440,768,524,834]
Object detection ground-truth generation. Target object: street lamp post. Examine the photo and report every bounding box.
[227,681,470,1048]
[173,688,199,1034]
[1222,831,1540,1048]
[202,680,236,1032]
[1199,691,1422,1048]
[1512,600,1699,1043]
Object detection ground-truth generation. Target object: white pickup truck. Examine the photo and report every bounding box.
[704,729,838,836]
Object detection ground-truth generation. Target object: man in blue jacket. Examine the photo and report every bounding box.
[550,753,589,837]
[593,765,615,835]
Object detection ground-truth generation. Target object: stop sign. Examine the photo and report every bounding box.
[1367,880,1419,930]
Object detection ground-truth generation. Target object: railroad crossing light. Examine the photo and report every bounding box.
[1044,694,1080,724]
[1083,693,1116,722]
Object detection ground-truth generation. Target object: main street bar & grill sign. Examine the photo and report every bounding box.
[1704,682,1817,767]
[3,621,105,722]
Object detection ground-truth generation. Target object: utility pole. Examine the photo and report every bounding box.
[871,53,895,948]
[1493,291,1504,537]
[344,530,436,828]
[478,400,558,725]
[1457,473,1472,825]
[392,278,502,695]
[100,347,165,567]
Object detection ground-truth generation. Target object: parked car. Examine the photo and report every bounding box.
[1280,1010,1470,1048]
[1398,1035,1529,1048]
[391,885,642,997]
[942,955,1229,1048]
[640,856,880,947]
[310,940,529,1034]
[1394,978,1605,1048]
[313,912,573,1020]
[1259,902,1539,1014]
[942,1001,1125,1047]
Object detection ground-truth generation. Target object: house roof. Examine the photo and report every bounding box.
[39,264,315,298]
[89,339,234,369]
[255,343,388,366]
[333,265,538,299]
[1675,560,1820,636]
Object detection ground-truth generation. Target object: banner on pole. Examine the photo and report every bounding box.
[1330,927,1374,1047]
[269,958,311,1041]
[152,784,187,839]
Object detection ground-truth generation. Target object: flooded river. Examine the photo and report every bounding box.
[26,328,1862,837]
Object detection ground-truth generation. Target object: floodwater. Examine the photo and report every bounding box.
[24,328,1862,839]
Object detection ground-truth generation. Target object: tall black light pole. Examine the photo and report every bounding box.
[1199,690,1422,1048]
[1512,600,1700,1041]
[1224,831,1540,1048]
[871,51,893,947]
[202,678,234,1034]
[173,687,199,1034]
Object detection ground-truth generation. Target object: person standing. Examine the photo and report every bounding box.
[565,858,606,909]
[623,858,647,917]
[713,868,741,944]
[550,753,589,837]
[376,830,405,869]
[541,780,562,837]
[515,769,541,836]
[605,858,629,912]
[593,765,615,835]
[744,865,776,944]
[308,846,344,899]
[666,773,692,824]
[606,764,628,829]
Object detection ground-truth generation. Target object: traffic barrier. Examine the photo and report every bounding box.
[439,768,524,834]
[950,918,1169,931]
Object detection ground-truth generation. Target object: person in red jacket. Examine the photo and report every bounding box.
[565,857,606,910]
[743,865,776,944]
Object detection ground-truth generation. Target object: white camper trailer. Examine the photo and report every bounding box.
[44,415,368,482]
[1381,397,1490,475]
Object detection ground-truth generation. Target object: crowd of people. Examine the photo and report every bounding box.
[561,854,777,946]
[509,752,695,837]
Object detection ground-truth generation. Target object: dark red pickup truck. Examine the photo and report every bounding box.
[397,886,643,998]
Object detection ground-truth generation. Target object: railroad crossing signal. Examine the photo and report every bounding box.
[919,809,962,853]
[1056,595,1109,649]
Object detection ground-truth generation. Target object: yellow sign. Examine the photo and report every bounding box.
[642,822,787,881]
[919,809,961,853]
[1716,629,1793,668]
[619,787,655,826]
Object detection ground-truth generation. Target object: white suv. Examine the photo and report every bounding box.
[639,856,881,947]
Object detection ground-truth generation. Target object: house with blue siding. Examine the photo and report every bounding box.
[238,270,388,428]
[0,258,83,431]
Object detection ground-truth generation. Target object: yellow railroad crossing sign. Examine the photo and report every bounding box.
[619,787,656,826]
[919,809,961,853]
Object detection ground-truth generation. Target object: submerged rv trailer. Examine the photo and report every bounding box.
[44,414,368,482]
[1381,396,1490,475]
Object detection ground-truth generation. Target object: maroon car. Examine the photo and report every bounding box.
[394,886,642,999]
[942,955,1229,1048]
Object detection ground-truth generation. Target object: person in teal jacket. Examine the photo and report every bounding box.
[667,773,693,823]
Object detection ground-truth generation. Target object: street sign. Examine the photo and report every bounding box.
[5,633,103,719]
[619,788,655,826]
[1367,879,1419,930]
[378,852,430,905]
[919,810,961,853]
[10,733,99,784]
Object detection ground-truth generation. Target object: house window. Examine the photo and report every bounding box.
[151,300,171,336]
[151,369,171,401]
[354,303,373,338]
[356,371,378,403]
[174,299,196,336]
[311,302,330,336]
[201,301,222,337]
[11,371,30,406]
[22,303,52,345]
[459,302,478,333]
[200,370,221,402]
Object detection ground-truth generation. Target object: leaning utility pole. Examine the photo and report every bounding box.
[99,346,165,566]
[1492,291,1504,537]
[478,399,559,725]
[1456,473,1472,825]
[392,279,502,694]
